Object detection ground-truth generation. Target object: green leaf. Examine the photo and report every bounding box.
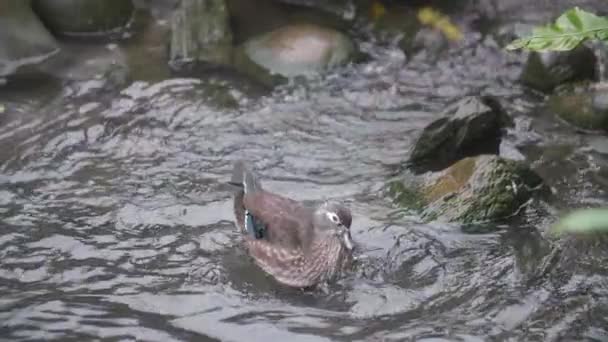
[551,208,608,235]
[506,7,608,51]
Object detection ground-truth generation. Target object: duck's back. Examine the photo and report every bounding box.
[241,190,314,251]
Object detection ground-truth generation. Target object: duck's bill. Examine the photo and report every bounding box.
[341,230,354,250]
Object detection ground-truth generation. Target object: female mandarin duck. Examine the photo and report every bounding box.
[228,161,355,288]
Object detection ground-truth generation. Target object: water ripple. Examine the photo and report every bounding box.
[2,2,608,340]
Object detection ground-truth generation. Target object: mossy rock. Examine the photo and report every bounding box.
[386,180,425,211]
[420,155,545,223]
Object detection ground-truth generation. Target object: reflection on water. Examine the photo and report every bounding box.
[2,1,608,341]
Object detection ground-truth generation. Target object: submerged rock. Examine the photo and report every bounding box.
[242,23,355,77]
[419,155,545,223]
[32,0,134,37]
[548,86,608,131]
[408,96,511,174]
[0,0,59,77]
[169,0,233,68]
[520,46,597,93]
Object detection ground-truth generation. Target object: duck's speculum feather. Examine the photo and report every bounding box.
[245,210,266,239]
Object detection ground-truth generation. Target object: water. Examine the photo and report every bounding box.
[2,1,608,341]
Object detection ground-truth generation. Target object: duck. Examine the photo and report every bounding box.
[228,161,355,288]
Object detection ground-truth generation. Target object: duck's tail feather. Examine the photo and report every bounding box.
[228,161,261,194]
[228,161,262,235]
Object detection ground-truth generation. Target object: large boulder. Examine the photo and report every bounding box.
[169,0,233,69]
[242,23,355,77]
[408,96,511,174]
[32,0,134,37]
[0,0,59,77]
[420,155,545,223]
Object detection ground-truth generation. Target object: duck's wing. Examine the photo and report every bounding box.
[242,191,314,251]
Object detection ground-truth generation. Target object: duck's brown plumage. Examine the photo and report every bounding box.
[229,161,354,288]
[245,232,351,288]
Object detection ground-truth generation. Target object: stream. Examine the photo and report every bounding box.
[2,1,608,341]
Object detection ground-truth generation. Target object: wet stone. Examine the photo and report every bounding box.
[408,96,511,174]
[32,0,135,37]
[243,23,355,77]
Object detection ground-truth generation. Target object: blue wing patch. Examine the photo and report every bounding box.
[244,210,266,239]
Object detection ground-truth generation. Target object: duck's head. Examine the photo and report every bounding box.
[313,201,354,250]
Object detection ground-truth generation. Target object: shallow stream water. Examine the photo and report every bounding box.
[2,1,608,341]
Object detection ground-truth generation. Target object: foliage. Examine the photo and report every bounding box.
[417,7,463,41]
[369,0,386,20]
[507,7,608,51]
[368,2,462,42]
[552,208,608,235]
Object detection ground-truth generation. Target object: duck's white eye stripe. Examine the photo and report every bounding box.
[326,212,340,223]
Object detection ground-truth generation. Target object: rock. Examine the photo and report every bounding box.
[408,96,511,174]
[419,155,545,223]
[496,21,597,93]
[399,27,449,61]
[520,46,597,93]
[0,0,59,77]
[32,0,134,37]
[242,23,355,77]
[169,0,233,69]
[548,86,608,131]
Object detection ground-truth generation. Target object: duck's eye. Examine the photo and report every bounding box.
[328,212,340,224]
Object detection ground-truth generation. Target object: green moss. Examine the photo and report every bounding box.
[459,158,543,222]
[387,180,425,211]
[422,157,476,202]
